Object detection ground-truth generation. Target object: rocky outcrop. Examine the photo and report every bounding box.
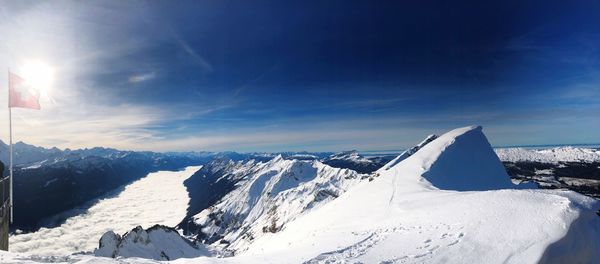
[94,225,209,260]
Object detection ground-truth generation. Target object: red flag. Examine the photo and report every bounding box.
[9,71,40,110]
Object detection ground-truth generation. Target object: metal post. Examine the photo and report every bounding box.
[7,69,13,223]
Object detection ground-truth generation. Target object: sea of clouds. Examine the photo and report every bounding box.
[9,166,201,255]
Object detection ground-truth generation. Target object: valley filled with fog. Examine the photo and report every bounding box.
[9,166,200,255]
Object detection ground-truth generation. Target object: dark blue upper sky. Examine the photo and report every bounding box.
[1,0,599,151]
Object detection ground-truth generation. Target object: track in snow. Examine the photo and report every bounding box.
[304,224,466,264]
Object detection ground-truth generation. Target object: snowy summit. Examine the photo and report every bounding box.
[234,125,599,263]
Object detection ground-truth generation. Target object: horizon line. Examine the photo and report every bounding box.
[1,138,599,154]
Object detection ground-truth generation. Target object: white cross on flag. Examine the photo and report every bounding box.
[9,71,40,110]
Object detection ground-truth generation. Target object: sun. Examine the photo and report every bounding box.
[20,60,55,97]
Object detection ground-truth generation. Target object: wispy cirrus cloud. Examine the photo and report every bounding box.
[0,2,202,151]
[171,33,214,72]
[129,71,157,83]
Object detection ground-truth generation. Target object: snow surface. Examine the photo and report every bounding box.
[1,126,599,263]
[415,127,514,191]
[229,126,599,263]
[378,134,437,172]
[192,156,365,253]
[9,166,201,255]
[496,146,600,163]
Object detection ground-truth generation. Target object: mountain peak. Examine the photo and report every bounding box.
[389,125,515,191]
[269,154,285,163]
[325,150,368,162]
[237,126,598,263]
[377,133,438,172]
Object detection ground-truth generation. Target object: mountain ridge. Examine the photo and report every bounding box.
[236,125,599,263]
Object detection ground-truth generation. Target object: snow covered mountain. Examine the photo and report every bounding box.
[0,140,329,172]
[323,150,371,163]
[189,156,366,254]
[496,146,600,198]
[180,159,261,235]
[1,125,598,263]
[0,140,171,169]
[179,136,436,245]
[232,126,599,263]
[321,150,393,173]
[0,140,333,232]
[496,146,600,163]
[0,141,65,167]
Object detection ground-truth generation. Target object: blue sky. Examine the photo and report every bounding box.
[0,0,599,152]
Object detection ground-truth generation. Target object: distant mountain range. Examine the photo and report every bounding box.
[496,147,600,198]
[0,141,212,231]
[2,138,598,234]
[0,141,393,232]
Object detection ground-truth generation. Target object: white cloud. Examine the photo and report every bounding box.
[128,72,157,83]
[0,2,189,151]
[141,120,437,152]
[172,34,214,72]
[9,166,200,255]
[0,100,222,151]
[0,2,437,153]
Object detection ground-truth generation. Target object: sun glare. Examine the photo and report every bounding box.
[20,60,55,96]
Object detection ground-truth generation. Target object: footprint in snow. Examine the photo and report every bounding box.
[413,251,432,259]
[447,240,460,246]
[428,245,440,252]
[446,233,464,247]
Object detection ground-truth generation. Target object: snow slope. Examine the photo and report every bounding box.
[496,146,600,163]
[230,126,600,263]
[182,159,260,226]
[191,156,365,254]
[415,127,514,191]
[377,134,437,172]
[9,166,201,255]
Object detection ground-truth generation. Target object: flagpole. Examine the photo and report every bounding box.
[7,69,13,223]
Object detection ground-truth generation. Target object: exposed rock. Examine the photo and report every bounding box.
[94,225,209,260]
